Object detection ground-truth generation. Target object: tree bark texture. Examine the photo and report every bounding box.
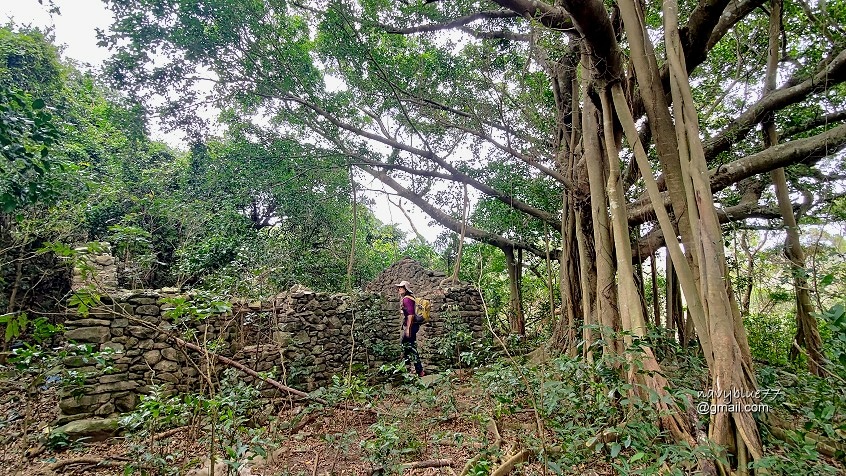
[504,246,525,336]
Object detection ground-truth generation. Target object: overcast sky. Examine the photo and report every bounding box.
[2,0,193,147]
[3,0,112,66]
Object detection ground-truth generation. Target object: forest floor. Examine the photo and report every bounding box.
[2,360,844,476]
[0,370,594,476]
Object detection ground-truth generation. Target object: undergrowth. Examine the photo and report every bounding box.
[100,330,846,475]
[468,325,844,475]
[5,313,844,475]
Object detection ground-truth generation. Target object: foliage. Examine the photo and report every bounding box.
[0,311,59,347]
[122,370,272,475]
[45,430,74,451]
[750,433,840,476]
[121,385,193,435]
[214,369,273,473]
[2,23,422,302]
[744,311,796,366]
[0,311,29,342]
[360,419,422,473]
[8,341,117,406]
[317,374,376,405]
[820,302,846,371]
[161,293,232,325]
[0,86,62,212]
[377,360,420,386]
[474,350,739,474]
[429,305,496,367]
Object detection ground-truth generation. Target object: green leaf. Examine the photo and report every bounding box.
[821,405,835,421]
[610,443,622,458]
[820,273,835,287]
[5,318,19,342]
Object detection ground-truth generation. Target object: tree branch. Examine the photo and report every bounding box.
[491,0,575,32]
[710,122,846,191]
[383,10,521,35]
[704,48,846,160]
[678,0,734,74]
[636,202,796,261]
[781,110,846,140]
[438,118,576,189]
[283,96,565,230]
[628,123,846,225]
[359,164,550,259]
[458,26,530,41]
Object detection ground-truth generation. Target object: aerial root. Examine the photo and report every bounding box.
[490,449,533,476]
[762,413,844,459]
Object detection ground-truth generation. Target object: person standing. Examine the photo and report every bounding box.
[395,280,424,377]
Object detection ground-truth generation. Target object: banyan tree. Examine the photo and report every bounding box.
[101,0,846,471]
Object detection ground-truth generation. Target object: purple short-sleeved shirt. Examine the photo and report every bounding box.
[401,296,415,319]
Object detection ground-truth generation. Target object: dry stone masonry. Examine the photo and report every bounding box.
[71,242,118,293]
[59,254,484,425]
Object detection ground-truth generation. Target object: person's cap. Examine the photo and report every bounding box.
[394,280,413,293]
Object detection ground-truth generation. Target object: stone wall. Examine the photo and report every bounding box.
[72,242,118,293]
[59,255,485,423]
[365,258,487,367]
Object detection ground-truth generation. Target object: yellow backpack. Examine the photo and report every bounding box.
[409,296,432,324]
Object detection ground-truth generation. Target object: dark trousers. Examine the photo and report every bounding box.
[401,324,423,375]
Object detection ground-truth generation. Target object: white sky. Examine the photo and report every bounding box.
[2,0,448,243]
[3,0,111,67]
[2,0,192,146]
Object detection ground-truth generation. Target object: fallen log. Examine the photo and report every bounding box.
[47,456,130,472]
[153,426,187,441]
[402,459,454,470]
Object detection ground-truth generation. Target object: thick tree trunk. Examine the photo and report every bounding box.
[614,0,695,264]
[662,0,763,464]
[500,0,770,468]
[503,246,525,336]
[552,203,581,355]
[575,208,597,362]
[551,60,584,356]
[583,83,621,356]
[599,88,696,446]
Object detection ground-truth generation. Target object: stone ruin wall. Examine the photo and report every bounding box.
[59,252,485,424]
